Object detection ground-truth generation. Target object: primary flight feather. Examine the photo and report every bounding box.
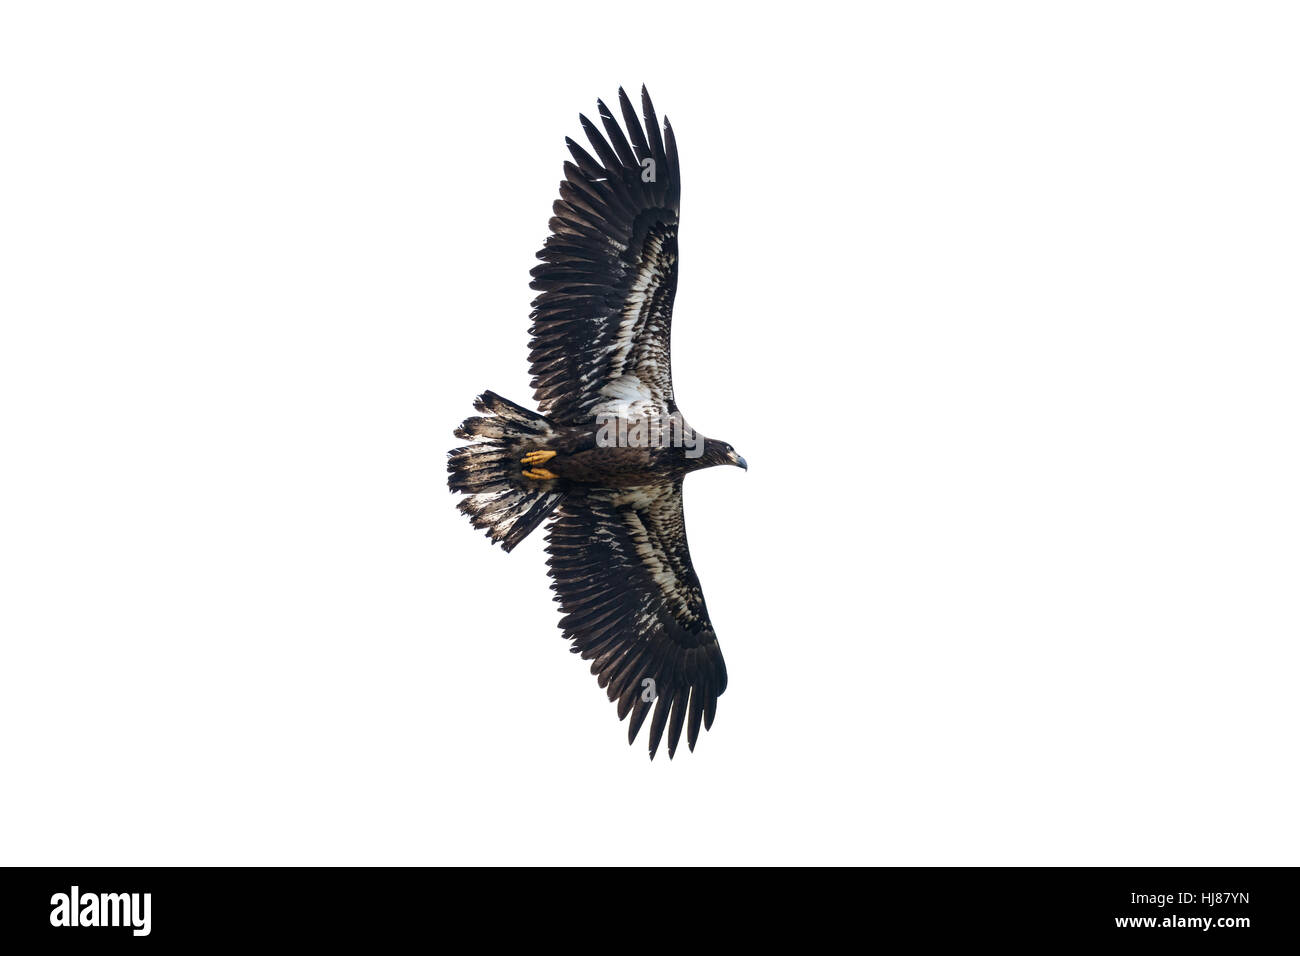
[448,87,746,758]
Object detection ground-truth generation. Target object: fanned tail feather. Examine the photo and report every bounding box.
[448,391,564,551]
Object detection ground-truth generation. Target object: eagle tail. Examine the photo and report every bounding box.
[448,391,565,552]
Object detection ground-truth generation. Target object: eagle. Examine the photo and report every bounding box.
[448,87,746,758]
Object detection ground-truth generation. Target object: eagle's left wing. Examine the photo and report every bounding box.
[528,86,680,424]
[545,480,727,758]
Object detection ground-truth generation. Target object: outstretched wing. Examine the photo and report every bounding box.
[528,86,680,424]
[545,481,727,758]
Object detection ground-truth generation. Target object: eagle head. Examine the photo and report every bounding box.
[697,438,747,471]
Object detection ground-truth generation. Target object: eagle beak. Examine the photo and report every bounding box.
[733,453,747,471]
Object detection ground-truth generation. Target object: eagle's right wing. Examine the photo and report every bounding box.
[545,480,727,758]
[528,87,680,424]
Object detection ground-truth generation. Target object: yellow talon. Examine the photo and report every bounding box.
[520,449,557,465]
[522,467,558,480]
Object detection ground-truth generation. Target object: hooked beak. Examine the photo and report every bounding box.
[732,452,748,471]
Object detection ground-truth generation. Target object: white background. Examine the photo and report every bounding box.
[2,2,1297,866]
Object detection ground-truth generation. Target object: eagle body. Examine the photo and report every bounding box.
[448,89,745,758]
[517,425,734,487]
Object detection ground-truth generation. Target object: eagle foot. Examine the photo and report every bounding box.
[522,467,558,480]
[520,449,557,466]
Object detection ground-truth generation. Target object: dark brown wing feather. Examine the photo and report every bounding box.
[528,86,680,424]
[545,480,726,758]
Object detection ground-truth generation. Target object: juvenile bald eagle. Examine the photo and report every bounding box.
[448,88,746,758]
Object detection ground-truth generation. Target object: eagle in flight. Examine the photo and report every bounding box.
[448,88,746,758]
